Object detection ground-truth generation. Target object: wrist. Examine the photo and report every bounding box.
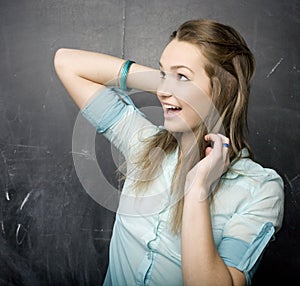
[185,185,209,202]
[117,60,135,91]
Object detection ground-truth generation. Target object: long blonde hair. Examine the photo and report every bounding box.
[132,19,255,233]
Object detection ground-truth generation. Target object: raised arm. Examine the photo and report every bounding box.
[181,134,246,286]
[54,48,158,109]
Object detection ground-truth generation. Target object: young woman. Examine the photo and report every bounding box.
[54,19,284,286]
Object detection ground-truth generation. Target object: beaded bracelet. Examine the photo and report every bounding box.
[118,60,135,91]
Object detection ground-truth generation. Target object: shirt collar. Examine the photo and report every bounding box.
[222,148,261,180]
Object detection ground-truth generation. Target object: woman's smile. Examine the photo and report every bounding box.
[157,39,212,133]
[162,102,182,118]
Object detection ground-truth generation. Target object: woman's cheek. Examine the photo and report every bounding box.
[178,86,213,121]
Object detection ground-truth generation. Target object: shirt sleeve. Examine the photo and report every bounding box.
[81,87,158,159]
[218,175,284,285]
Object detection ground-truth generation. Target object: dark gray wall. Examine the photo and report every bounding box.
[0,0,299,285]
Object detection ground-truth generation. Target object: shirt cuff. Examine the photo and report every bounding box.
[218,222,275,285]
[81,87,142,133]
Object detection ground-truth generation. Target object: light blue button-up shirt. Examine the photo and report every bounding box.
[82,87,284,286]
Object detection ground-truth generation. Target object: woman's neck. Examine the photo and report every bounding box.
[180,131,199,155]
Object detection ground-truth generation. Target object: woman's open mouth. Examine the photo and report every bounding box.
[163,104,182,118]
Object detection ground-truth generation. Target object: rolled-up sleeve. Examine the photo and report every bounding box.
[218,175,284,285]
[81,87,143,134]
[81,87,157,158]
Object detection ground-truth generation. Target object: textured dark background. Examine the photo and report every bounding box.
[0,0,299,285]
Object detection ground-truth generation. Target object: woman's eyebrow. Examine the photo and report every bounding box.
[171,65,194,74]
[159,62,194,74]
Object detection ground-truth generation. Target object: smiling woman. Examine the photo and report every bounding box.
[54,19,284,286]
[158,39,212,134]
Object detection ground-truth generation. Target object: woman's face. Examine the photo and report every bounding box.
[157,39,212,133]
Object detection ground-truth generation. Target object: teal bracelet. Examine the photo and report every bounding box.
[119,60,135,91]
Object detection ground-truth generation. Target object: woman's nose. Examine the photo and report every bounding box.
[157,89,172,98]
[157,79,173,98]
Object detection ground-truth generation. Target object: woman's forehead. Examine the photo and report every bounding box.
[160,39,206,70]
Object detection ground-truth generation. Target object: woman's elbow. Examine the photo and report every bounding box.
[54,48,72,75]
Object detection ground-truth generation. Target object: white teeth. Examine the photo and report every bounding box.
[164,104,181,110]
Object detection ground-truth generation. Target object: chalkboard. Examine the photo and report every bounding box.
[0,0,299,285]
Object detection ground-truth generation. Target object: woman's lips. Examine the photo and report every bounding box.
[163,104,182,118]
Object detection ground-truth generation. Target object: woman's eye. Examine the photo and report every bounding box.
[160,71,166,79]
[178,74,189,81]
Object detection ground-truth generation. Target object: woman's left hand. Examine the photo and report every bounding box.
[184,133,230,200]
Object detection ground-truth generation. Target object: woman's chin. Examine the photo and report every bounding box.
[163,122,190,134]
